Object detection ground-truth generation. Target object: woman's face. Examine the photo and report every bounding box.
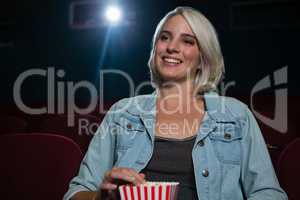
[154,14,200,83]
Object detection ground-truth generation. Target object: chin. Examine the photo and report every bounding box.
[159,73,189,84]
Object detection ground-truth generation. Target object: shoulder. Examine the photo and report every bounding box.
[222,96,249,118]
[205,92,249,120]
[205,93,253,124]
[108,94,155,115]
[214,96,262,140]
[218,96,258,129]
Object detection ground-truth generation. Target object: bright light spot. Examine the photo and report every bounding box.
[105,6,122,24]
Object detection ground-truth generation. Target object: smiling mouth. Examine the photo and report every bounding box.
[162,56,183,65]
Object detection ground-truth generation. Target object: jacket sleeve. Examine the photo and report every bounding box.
[240,107,288,200]
[63,104,118,200]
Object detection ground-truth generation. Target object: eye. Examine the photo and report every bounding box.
[159,33,169,41]
[183,39,195,45]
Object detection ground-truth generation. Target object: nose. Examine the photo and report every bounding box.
[166,39,180,54]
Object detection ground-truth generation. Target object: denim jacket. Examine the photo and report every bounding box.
[64,91,287,200]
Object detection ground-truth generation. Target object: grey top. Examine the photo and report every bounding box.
[141,135,198,200]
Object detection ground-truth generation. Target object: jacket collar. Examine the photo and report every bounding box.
[137,90,236,143]
[203,91,236,123]
[139,90,235,122]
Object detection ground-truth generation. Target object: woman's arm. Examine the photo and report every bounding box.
[63,104,118,200]
[70,191,98,200]
[64,101,146,200]
[240,107,288,200]
[69,168,146,200]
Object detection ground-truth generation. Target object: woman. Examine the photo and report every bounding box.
[64,7,287,200]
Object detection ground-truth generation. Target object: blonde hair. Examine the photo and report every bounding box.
[148,6,224,93]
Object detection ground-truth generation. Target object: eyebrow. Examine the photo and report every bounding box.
[160,30,197,40]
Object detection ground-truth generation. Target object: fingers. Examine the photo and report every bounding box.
[101,182,118,190]
[100,168,146,200]
[102,167,146,187]
[139,173,146,180]
[110,167,146,185]
[124,168,146,184]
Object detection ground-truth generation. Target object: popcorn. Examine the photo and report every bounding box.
[118,182,179,200]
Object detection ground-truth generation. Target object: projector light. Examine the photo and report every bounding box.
[105,6,122,24]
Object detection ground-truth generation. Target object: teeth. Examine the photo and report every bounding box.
[163,57,182,64]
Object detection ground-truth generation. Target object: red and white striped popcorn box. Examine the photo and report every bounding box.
[118,181,179,200]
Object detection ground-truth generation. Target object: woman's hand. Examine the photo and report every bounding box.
[95,167,146,200]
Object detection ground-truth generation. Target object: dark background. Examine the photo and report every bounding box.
[1,2,299,199]
[1,0,299,107]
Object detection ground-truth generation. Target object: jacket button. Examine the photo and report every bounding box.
[127,123,132,129]
[202,169,209,177]
[198,140,204,146]
[224,133,231,140]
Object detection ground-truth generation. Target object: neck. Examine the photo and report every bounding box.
[157,80,203,113]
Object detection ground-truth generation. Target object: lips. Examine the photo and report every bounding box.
[162,56,183,65]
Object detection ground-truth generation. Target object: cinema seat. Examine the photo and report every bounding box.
[0,133,83,200]
[39,114,103,153]
[277,138,300,200]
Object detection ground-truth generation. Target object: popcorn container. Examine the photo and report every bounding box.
[118,182,179,200]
